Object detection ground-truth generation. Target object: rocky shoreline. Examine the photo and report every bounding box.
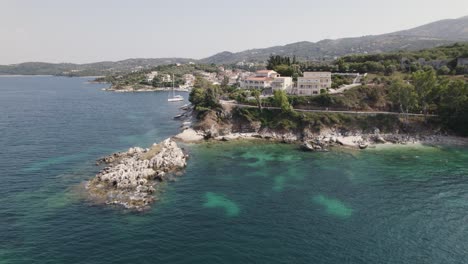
[86,138,188,210]
[174,127,467,150]
[172,103,468,150]
[86,105,466,211]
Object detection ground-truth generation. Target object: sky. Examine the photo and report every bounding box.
[1,0,468,64]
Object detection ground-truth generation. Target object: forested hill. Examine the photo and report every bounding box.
[0,58,194,76]
[200,16,468,64]
[389,16,468,40]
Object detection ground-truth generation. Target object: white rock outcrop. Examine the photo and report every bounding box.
[87,138,187,210]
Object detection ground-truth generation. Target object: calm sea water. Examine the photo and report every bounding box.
[1,76,468,264]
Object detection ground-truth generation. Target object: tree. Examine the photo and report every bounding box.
[388,79,418,122]
[437,66,451,75]
[193,76,212,89]
[273,90,292,112]
[384,65,397,76]
[438,80,468,135]
[189,77,221,111]
[220,76,229,89]
[337,58,348,72]
[267,55,292,70]
[189,87,205,107]
[274,64,294,77]
[412,69,437,119]
[292,55,297,65]
[251,89,263,111]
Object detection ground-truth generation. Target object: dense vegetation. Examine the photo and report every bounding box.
[188,77,224,112]
[302,43,468,75]
[233,107,404,133]
[265,55,302,80]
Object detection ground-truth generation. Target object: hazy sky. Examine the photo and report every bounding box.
[1,0,468,64]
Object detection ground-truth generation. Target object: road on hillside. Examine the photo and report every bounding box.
[329,73,367,94]
[221,101,436,117]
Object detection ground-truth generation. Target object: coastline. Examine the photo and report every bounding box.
[174,128,468,149]
[104,86,190,93]
[170,100,468,151]
[85,101,467,210]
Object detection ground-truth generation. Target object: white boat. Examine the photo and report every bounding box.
[168,74,184,102]
[168,95,184,102]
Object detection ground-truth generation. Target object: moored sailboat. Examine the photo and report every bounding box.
[168,74,184,102]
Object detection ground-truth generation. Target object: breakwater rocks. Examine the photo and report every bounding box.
[87,138,188,210]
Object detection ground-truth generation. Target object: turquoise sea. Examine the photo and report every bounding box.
[1,76,468,263]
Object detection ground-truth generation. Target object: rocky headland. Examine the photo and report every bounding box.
[86,138,188,210]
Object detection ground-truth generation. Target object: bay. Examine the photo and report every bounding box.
[1,76,468,263]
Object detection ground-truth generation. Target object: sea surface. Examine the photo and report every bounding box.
[1,76,468,264]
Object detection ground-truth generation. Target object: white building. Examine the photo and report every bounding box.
[146,71,158,82]
[295,72,331,96]
[161,74,172,83]
[183,74,196,86]
[271,77,293,92]
[240,70,280,89]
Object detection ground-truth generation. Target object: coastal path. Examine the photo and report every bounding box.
[220,100,437,117]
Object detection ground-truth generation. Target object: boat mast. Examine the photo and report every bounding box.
[172,73,175,97]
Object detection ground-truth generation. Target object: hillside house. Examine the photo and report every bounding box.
[161,74,172,83]
[240,70,280,89]
[146,71,158,82]
[294,72,331,96]
[271,77,293,92]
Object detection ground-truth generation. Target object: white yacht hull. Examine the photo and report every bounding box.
[168,97,184,102]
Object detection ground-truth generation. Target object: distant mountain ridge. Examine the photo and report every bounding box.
[1,15,468,75]
[0,58,194,76]
[200,16,468,64]
[389,15,468,40]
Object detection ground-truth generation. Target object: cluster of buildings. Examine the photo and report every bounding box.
[146,71,172,83]
[198,67,252,86]
[182,74,196,87]
[240,70,331,96]
[144,66,333,96]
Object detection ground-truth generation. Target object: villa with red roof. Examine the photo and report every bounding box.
[240,70,280,89]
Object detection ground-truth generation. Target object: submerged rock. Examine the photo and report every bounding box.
[86,138,187,210]
[301,142,314,151]
[300,141,329,152]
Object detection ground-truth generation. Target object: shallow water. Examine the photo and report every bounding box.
[1,77,468,263]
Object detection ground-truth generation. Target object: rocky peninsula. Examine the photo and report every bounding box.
[86,138,188,210]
